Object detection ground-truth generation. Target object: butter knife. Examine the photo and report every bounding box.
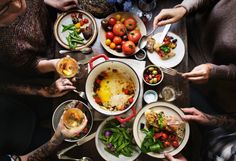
[57,132,96,159]
[156,24,171,44]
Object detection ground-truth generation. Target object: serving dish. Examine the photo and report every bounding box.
[54,10,98,50]
[95,117,141,161]
[99,12,147,57]
[133,102,190,158]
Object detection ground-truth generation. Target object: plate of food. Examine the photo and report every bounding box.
[99,12,147,57]
[146,32,185,68]
[54,10,98,50]
[133,102,190,158]
[95,117,141,161]
[52,100,93,142]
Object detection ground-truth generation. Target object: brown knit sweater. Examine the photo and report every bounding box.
[0,0,55,90]
[180,0,236,112]
[181,0,236,80]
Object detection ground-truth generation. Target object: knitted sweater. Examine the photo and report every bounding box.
[0,0,55,90]
[181,0,236,80]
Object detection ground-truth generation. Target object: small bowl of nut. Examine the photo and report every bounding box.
[143,65,164,86]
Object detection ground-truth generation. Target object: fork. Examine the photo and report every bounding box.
[160,67,183,76]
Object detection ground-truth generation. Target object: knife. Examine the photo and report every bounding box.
[57,132,96,159]
[156,24,171,44]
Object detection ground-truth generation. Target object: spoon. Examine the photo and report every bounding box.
[137,27,158,49]
[59,47,92,55]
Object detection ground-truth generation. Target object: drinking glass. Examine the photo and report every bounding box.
[137,0,157,21]
[56,55,85,80]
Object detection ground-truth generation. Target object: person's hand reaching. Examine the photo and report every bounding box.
[182,64,213,84]
[181,107,213,126]
[164,153,187,161]
[44,0,78,11]
[153,7,187,28]
[42,78,76,97]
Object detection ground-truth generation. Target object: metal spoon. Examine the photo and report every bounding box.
[137,27,158,49]
[59,47,92,55]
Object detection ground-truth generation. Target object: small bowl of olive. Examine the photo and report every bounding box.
[143,65,164,86]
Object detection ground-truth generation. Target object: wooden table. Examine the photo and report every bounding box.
[51,0,194,160]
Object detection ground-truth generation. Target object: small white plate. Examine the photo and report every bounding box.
[54,10,98,50]
[99,12,147,57]
[95,117,141,161]
[147,32,185,68]
[133,102,190,158]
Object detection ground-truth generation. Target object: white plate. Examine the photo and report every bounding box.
[147,32,185,68]
[133,102,190,158]
[54,10,98,50]
[95,117,141,161]
[99,12,147,57]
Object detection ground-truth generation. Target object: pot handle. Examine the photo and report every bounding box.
[115,107,137,124]
[89,54,109,69]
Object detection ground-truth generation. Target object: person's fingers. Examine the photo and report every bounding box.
[187,76,206,81]
[181,107,197,114]
[157,18,175,26]
[164,152,175,161]
[182,71,204,77]
[153,16,159,28]
[62,79,73,86]
[62,4,77,11]
[181,115,201,122]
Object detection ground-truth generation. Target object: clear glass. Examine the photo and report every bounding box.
[159,86,182,102]
[137,0,157,21]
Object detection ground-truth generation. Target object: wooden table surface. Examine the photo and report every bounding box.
[51,0,195,160]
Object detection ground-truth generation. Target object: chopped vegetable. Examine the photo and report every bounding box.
[99,119,138,157]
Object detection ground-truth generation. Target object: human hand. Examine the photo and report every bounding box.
[181,107,213,126]
[182,64,213,84]
[164,153,187,161]
[57,112,88,138]
[44,0,78,11]
[153,7,187,28]
[43,78,76,97]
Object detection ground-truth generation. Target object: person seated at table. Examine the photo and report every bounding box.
[0,111,88,161]
[0,0,80,156]
[153,0,236,113]
[164,107,236,161]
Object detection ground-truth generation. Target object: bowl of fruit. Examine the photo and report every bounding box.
[143,65,164,86]
[100,12,147,57]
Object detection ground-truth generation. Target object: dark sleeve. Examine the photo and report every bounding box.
[177,0,219,13]
[210,64,236,80]
[0,155,11,161]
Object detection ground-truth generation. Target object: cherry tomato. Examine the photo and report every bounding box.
[172,140,179,148]
[113,23,126,36]
[115,45,122,52]
[106,32,114,40]
[83,18,89,24]
[122,41,136,55]
[163,141,171,148]
[108,17,117,26]
[128,30,141,44]
[115,14,121,21]
[124,17,137,30]
[105,39,111,46]
[161,133,168,140]
[123,89,129,94]
[109,42,116,49]
[128,97,134,103]
[80,20,84,26]
[113,36,122,45]
[154,133,162,139]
